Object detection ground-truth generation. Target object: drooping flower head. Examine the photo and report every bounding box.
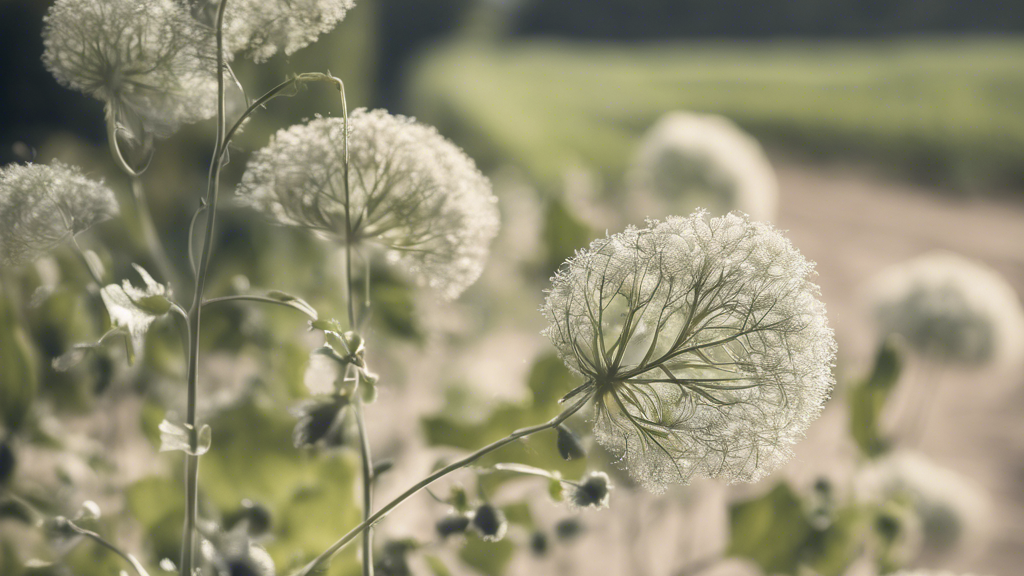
[866,251,1024,368]
[626,113,778,222]
[237,109,500,300]
[43,0,217,142]
[1,162,119,268]
[855,451,992,558]
[216,0,356,63]
[542,212,834,492]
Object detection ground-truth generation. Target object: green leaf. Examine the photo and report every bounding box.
[849,338,904,457]
[0,295,37,433]
[266,290,319,320]
[424,555,453,576]
[501,501,535,530]
[804,506,871,576]
[726,483,812,574]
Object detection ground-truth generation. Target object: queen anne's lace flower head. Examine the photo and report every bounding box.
[855,451,992,558]
[237,109,499,300]
[202,0,355,63]
[866,251,1024,368]
[542,212,835,492]
[0,163,119,267]
[626,113,778,222]
[43,0,217,142]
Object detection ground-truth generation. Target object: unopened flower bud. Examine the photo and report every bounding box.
[569,472,612,510]
[471,504,507,542]
[556,424,586,461]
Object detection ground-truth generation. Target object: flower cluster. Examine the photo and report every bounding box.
[237,109,499,300]
[866,251,1024,367]
[542,212,835,492]
[856,451,992,557]
[626,112,778,222]
[216,0,356,63]
[43,0,217,142]
[0,162,118,268]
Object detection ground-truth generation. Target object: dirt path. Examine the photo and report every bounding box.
[775,161,1024,575]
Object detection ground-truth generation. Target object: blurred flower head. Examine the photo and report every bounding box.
[855,451,992,559]
[43,0,217,142]
[214,0,356,63]
[569,471,612,510]
[866,251,1024,368]
[542,212,835,492]
[0,162,118,267]
[237,109,500,300]
[626,112,778,222]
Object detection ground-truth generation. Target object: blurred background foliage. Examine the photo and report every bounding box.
[1,0,1023,575]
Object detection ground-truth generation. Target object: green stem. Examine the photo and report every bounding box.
[65,520,152,576]
[292,392,593,576]
[179,0,228,573]
[131,176,182,291]
[354,398,374,576]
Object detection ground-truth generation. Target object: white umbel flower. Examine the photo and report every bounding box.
[213,0,355,63]
[626,112,778,222]
[43,0,217,141]
[866,251,1024,368]
[855,451,992,558]
[542,212,835,492]
[237,109,499,300]
[0,163,119,267]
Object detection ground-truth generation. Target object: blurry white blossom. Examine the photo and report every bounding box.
[43,0,217,142]
[866,251,1024,368]
[217,0,356,63]
[855,451,992,559]
[542,212,834,492]
[237,109,499,300]
[100,264,172,360]
[0,162,118,267]
[626,112,778,222]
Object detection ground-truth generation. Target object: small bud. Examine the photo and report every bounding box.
[471,504,507,542]
[435,513,471,538]
[46,515,74,538]
[372,459,394,479]
[554,518,583,541]
[449,485,469,512]
[0,442,14,486]
[569,472,612,510]
[360,378,378,404]
[235,499,271,536]
[75,500,101,521]
[556,424,586,461]
[529,531,548,556]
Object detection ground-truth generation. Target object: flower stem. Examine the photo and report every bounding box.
[354,398,374,576]
[292,392,593,576]
[179,0,229,574]
[64,519,152,576]
[130,176,181,291]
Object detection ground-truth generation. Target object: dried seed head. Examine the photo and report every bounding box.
[43,0,217,141]
[435,512,471,538]
[237,109,499,300]
[215,0,356,63]
[866,251,1024,368]
[542,212,835,492]
[627,113,778,222]
[471,503,507,542]
[1,162,119,268]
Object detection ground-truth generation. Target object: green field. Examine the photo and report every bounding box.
[405,37,1024,194]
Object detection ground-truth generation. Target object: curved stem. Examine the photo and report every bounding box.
[131,176,181,291]
[179,1,228,574]
[65,520,152,576]
[354,398,374,576]
[292,392,593,576]
[203,294,318,320]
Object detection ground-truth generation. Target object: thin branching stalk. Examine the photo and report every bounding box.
[179,0,229,573]
[64,520,152,576]
[293,392,594,576]
[355,397,374,576]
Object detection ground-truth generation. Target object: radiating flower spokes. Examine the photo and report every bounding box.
[543,212,834,492]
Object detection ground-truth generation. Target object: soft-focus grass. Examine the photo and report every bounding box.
[406,37,1024,194]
